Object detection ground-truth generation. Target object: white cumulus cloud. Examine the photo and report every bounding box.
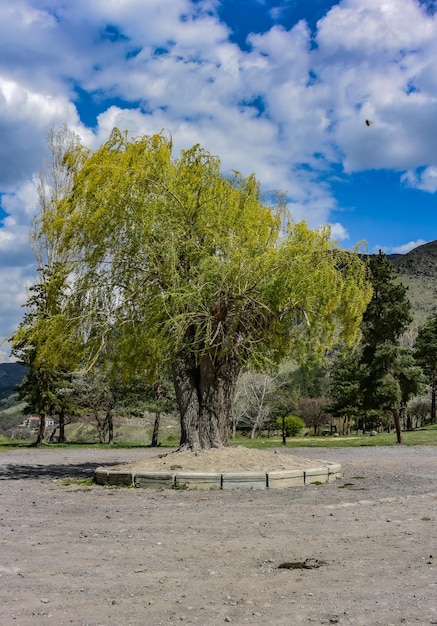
[1,0,437,357]
[401,166,437,192]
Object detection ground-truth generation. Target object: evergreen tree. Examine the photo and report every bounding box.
[10,126,81,445]
[413,313,437,423]
[329,252,425,442]
[328,350,364,434]
[361,252,412,353]
[12,282,73,445]
[357,252,423,442]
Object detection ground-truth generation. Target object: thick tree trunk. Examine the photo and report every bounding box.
[172,353,240,452]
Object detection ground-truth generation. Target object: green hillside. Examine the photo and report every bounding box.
[389,240,437,330]
[0,363,27,401]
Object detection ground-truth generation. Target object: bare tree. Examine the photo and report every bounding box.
[298,396,331,435]
[73,370,122,444]
[232,371,277,439]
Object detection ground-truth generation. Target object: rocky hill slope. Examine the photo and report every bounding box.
[388,240,437,329]
[389,240,437,279]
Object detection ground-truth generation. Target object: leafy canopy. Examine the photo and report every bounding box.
[38,128,372,374]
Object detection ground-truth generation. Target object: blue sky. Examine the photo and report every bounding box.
[0,0,437,360]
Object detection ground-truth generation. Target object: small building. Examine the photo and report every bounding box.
[21,416,55,429]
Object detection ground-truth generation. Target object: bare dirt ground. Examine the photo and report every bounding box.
[1,445,437,626]
[109,446,323,473]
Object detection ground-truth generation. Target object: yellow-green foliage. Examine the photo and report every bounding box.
[277,415,305,437]
[34,128,372,373]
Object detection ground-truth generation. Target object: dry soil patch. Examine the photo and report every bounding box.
[1,445,436,626]
[109,445,321,473]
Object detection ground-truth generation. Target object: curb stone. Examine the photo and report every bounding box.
[95,460,341,490]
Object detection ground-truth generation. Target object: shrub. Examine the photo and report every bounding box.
[277,415,305,437]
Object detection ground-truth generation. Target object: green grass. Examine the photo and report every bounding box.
[59,477,95,487]
[2,425,437,452]
[229,425,437,448]
[0,420,179,452]
[0,439,177,452]
[0,438,35,452]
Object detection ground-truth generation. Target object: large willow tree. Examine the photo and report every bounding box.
[38,128,372,451]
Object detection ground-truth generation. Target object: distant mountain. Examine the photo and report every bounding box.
[390,240,437,279]
[388,240,437,330]
[0,363,27,402]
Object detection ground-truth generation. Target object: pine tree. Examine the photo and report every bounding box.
[413,313,437,423]
[358,252,424,442]
[328,351,364,434]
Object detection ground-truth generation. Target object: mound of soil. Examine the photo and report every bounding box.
[109,446,321,473]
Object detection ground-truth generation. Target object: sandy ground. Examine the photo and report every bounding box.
[109,446,323,473]
[1,445,437,626]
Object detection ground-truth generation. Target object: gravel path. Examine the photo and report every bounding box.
[1,446,436,625]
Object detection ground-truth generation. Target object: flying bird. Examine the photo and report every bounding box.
[365,119,373,126]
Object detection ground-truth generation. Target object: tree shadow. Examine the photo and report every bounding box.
[0,461,115,481]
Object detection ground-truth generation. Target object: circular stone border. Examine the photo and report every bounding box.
[95,461,341,490]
